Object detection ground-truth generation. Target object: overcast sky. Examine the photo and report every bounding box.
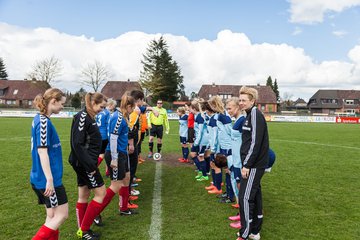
[1,0,360,100]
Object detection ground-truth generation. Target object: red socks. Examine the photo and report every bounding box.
[119,186,129,211]
[100,188,116,213]
[97,156,103,166]
[76,202,88,228]
[49,229,59,240]
[81,200,102,232]
[32,225,56,240]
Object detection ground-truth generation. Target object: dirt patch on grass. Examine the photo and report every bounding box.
[153,152,194,168]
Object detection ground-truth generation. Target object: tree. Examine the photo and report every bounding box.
[266,76,273,89]
[71,93,82,109]
[27,56,62,84]
[140,36,184,102]
[0,58,8,79]
[273,79,280,102]
[190,92,198,100]
[81,60,113,92]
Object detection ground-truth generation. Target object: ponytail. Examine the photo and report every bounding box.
[85,92,107,119]
[120,92,135,123]
[33,88,65,115]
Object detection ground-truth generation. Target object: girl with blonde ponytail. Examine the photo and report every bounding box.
[31,88,68,240]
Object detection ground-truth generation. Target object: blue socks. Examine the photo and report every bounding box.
[182,147,189,159]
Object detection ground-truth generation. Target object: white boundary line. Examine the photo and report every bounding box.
[272,139,360,151]
[149,161,162,240]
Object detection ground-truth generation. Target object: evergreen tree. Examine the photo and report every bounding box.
[140,36,184,102]
[266,76,273,89]
[273,79,280,102]
[0,58,9,79]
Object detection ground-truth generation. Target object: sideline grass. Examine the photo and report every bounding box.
[0,118,359,239]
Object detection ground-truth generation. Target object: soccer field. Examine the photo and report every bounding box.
[0,118,359,240]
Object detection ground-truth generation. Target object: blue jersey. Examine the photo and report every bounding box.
[96,109,110,140]
[194,113,209,147]
[207,113,219,153]
[231,115,246,168]
[108,110,128,159]
[179,114,188,138]
[217,112,233,150]
[30,114,63,189]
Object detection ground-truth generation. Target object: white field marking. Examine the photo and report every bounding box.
[272,139,360,151]
[149,161,162,240]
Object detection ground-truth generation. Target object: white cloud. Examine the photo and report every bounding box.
[292,27,303,35]
[332,30,348,38]
[1,23,360,100]
[289,0,360,24]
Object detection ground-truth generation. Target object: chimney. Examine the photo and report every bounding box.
[127,78,130,82]
[212,82,216,87]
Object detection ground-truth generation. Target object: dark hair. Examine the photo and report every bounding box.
[85,92,107,119]
[130,89,144,101]
[33,88,65,115]
[201,101,215,113]
[214,154,228,168]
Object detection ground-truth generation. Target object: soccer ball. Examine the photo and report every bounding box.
[153,153,162,161]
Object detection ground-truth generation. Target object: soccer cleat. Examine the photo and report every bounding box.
[129,195,138,201]
[196,176,209,182]
[249,233,261,240]
[219,197,236,203]
[208,188,222,195]
[131,189,140,196]
[217,192,228,198]
[93,215,104,226]
[147,152,153,158]
[81,229,100,240]
[230,221,241,229]
[178,157,184,161]
[195,172,203,179]
[265,167,272,173]
[119,209,138,216]
[131,183,139,187]
[205,184,216,190]
[232,203,240,209]
[127,202,138,209]
[228,214,241,221]
[134,178,142,182]
[76,228,83,239]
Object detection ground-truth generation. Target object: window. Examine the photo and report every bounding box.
[345,109,355,114]
[0,89,4,96]
[321,99,338,104]
[28,100,33,106]
[345,99,354,105]
[309,99,316,104]
[209,94,212,98]
[13,89,18,95]
[220,94,231,99]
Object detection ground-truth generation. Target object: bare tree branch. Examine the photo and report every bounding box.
[81,60,113,92]
[27,56,63,84]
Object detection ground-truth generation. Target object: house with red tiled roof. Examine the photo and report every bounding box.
[308,89,360,115]
[198,83,277,113]
[101,80,142,102]
[0,79,50,108]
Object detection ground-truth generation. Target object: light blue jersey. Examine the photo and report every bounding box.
[207,113,219,153]
[193,113,209,147]
[231,115,246,168]
[179,114,188,138]
[30,114,63,189]
[96,109,110,140]
[217,112,233,150]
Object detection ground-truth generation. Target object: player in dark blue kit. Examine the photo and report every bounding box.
[31,88,68,240]
[69,92,107,240]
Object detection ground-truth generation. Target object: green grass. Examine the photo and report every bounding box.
[0,118,359,239]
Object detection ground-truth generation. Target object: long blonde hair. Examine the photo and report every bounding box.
[120,92,135,123]
[239,86,258,102]
[85,92,107,119]
[33,88,65,115]
[208,95,225,113]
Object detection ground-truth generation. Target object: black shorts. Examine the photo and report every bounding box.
[32,184,68,208]
[100,139,109,154]
[105,151,130,181]
[150,124,163,138]
[72,164,104,189]
[187,128,195,143]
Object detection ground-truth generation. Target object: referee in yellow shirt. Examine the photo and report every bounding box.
[147,99,170,159]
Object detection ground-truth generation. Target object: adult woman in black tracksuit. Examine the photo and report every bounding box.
[237,86,269,240]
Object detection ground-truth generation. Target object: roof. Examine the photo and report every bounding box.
[101,80,142,101]
[308,89,360,109]
[198,84,277,103]
[0,79,50,100]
